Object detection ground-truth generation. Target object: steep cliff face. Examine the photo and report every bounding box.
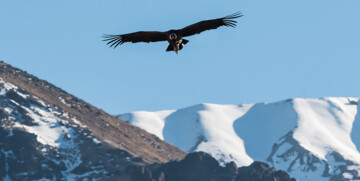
[0,61,186,180]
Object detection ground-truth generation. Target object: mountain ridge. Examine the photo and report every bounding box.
[118,97,360,180]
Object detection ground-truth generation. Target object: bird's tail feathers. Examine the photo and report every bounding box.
[166,44,173,52]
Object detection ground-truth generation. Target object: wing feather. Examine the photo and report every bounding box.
[102,31,168,48]
[180,12,243,37]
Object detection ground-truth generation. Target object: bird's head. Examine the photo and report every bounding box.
[169,33,177,40]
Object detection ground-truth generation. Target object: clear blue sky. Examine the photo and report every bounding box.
[1,0,360,114]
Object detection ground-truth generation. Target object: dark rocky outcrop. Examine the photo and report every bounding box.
[122,152,296,181]
[236,161,295,181]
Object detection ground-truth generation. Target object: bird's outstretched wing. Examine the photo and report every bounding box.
[102,31,168,48]
[180,12,243,37]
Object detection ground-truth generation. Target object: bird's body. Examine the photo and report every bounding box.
[165,31,189,54]
[103,12,242,54]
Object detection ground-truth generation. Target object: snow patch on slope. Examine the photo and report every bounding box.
[13,106,72,147]
[194,103,253,165]
[293,97,360,163]
[0,78,17,94]
[118,110,175,140]
[0,78,86,149]
[0,78,87,178]
[351,99,360,155]
[234,100,298,161]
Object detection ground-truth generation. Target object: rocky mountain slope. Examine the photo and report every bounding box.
[118,98,360,180]
[0,61,185,180]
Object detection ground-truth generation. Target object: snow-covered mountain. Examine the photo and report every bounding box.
[117,97,360,180]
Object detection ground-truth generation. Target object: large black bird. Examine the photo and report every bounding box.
[103,12,242,54]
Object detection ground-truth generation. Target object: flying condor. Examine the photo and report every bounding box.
[102,12,243,54]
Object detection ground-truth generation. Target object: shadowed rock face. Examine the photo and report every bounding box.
[236,161,295,181]
[0,127,136,180]
[122,152,296,181]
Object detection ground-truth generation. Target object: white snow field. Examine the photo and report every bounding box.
[118,97,360,181]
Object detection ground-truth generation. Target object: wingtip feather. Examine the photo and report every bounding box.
[224,11,243,19]
[102,34,123,48]
[222,11,242,27]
